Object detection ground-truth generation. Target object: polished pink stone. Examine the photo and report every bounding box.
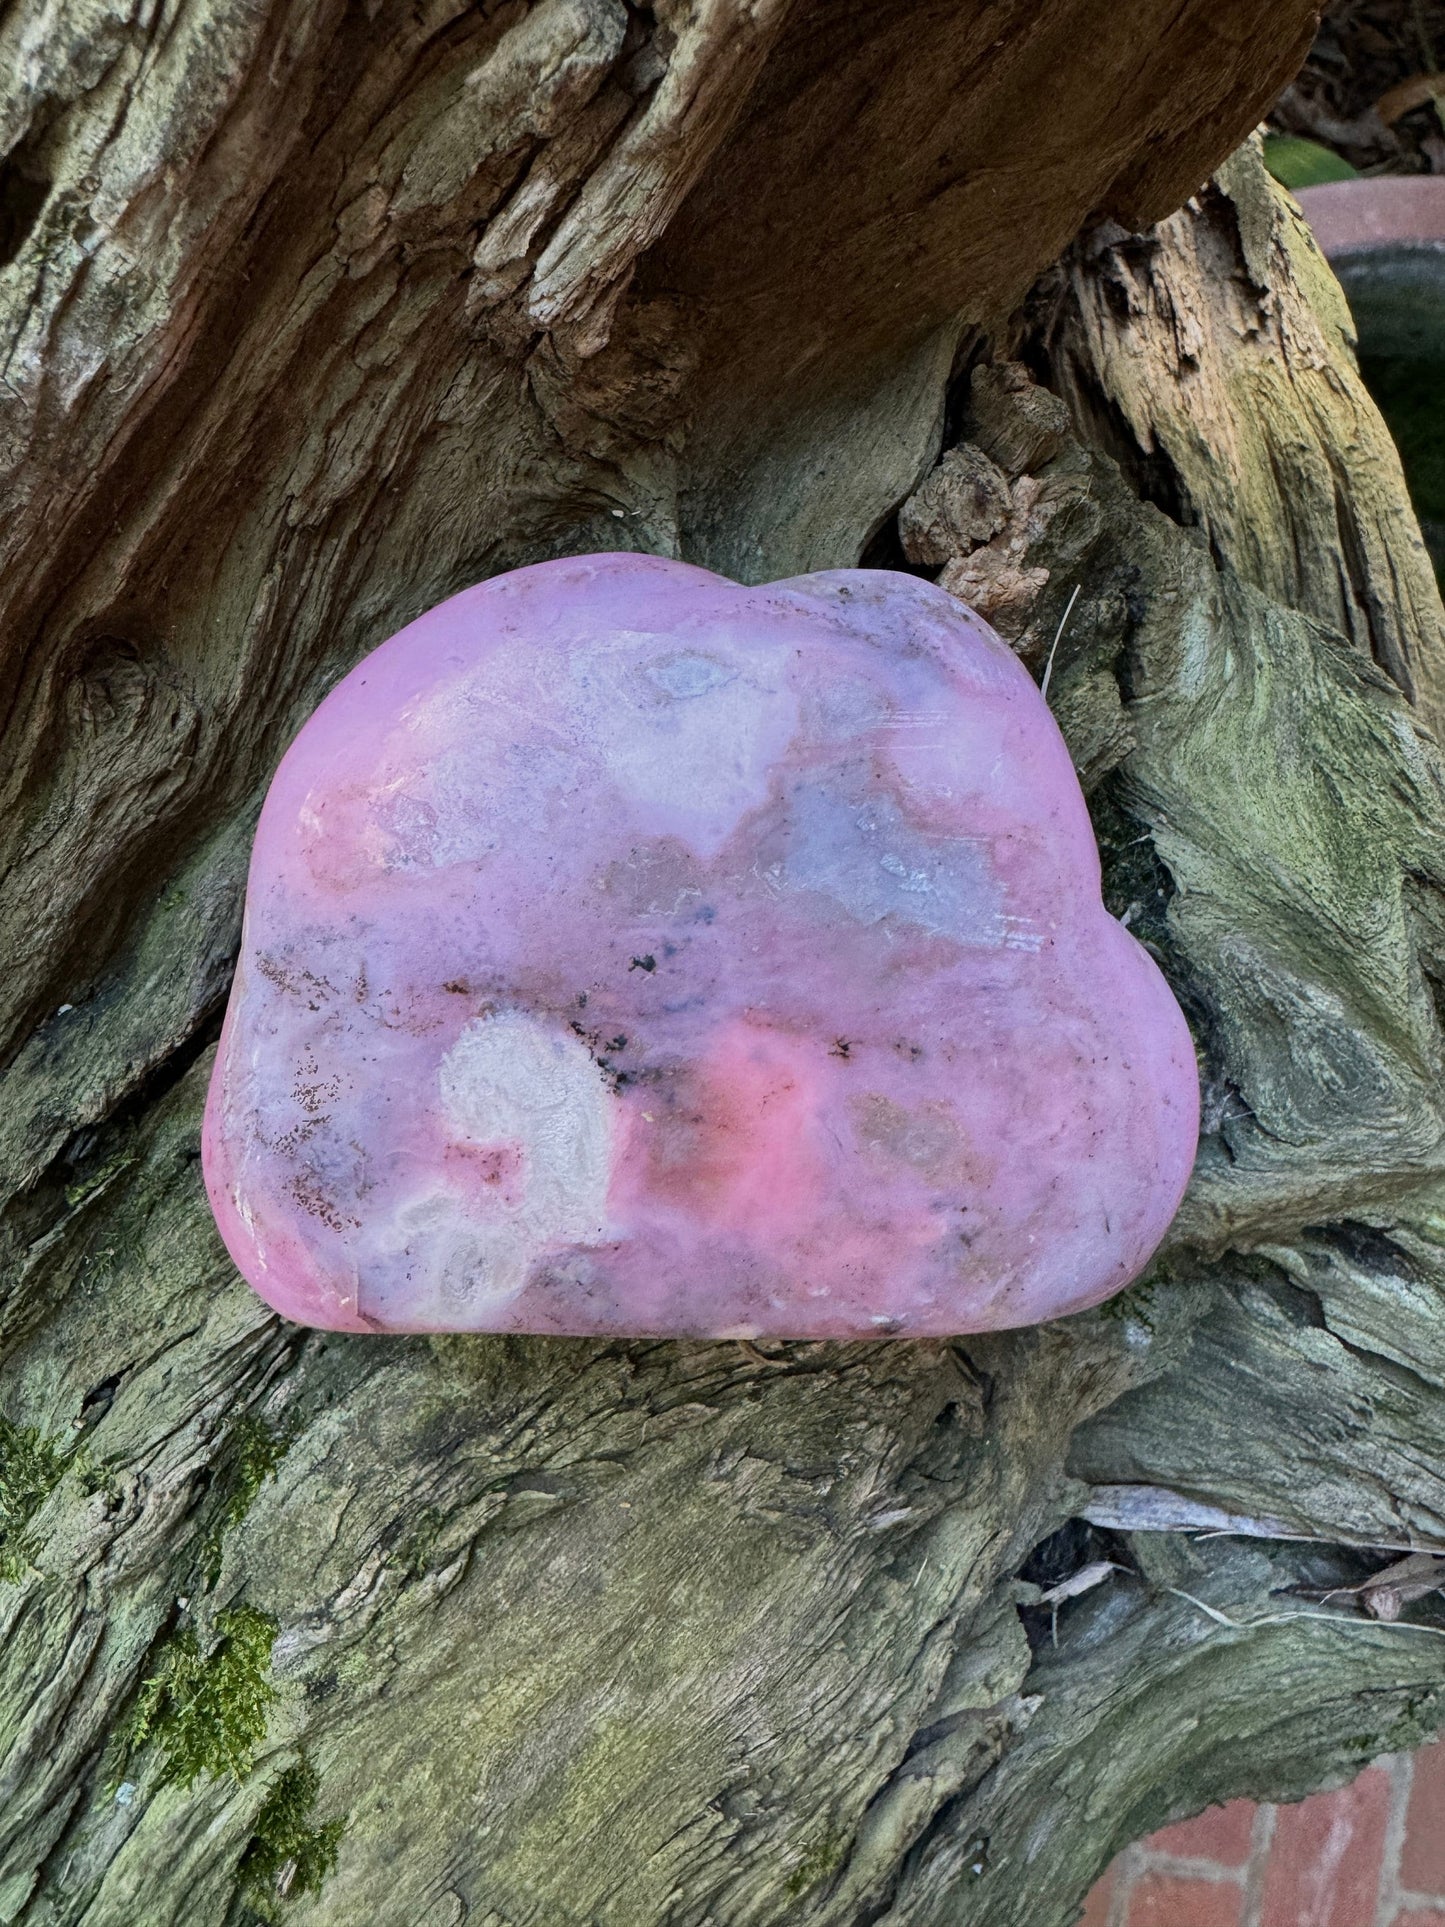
[202,554,1199,1337]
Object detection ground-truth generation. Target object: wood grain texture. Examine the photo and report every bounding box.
[1028,144,1445,729]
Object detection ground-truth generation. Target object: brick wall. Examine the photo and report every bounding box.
[1081,1739,1445,1927]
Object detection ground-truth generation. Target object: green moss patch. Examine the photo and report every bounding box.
[63,1151,137,1211]
[201,1416,289,1583]
[122,1605,278,1788]
[238,1755,346,1918]
[784,1828,847,1897]
[0,1414,73,1583]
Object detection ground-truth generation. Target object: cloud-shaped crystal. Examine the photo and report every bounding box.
[203,555,1199,1336]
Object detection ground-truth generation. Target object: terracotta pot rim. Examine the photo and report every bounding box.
[1295,175,1445,256]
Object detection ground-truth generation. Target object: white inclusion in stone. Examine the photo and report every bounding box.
[410,1011,616,1312]
[366,1016,615,1320]
[565,637,797,858]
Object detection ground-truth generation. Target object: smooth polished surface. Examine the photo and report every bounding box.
[203,555,1199,1335]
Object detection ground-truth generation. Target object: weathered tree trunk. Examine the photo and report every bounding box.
[7,4,1445,1923]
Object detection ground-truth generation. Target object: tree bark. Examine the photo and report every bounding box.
[9,4,1445,1925]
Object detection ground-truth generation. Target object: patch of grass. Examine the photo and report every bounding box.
[201,1416,289,1584]
[121,1605,278,1788]
[0,1414,73,1583]
[238,1755,346,1918]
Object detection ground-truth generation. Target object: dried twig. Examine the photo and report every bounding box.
[1037,1559,1125,1646]
[1039,582,1081,705]
[1168,1587,1445,1642]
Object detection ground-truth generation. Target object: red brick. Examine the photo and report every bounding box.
[1260,1766,1392,1927]
[1145,1801,1258,1868]
[1124,1871,1242,1926]
[1078,1865,1115,1926]
[1403,1740,1445,1897]
[1394,1912,1445,1925]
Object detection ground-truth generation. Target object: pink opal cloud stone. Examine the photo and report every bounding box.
[202,554,1199,1337]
